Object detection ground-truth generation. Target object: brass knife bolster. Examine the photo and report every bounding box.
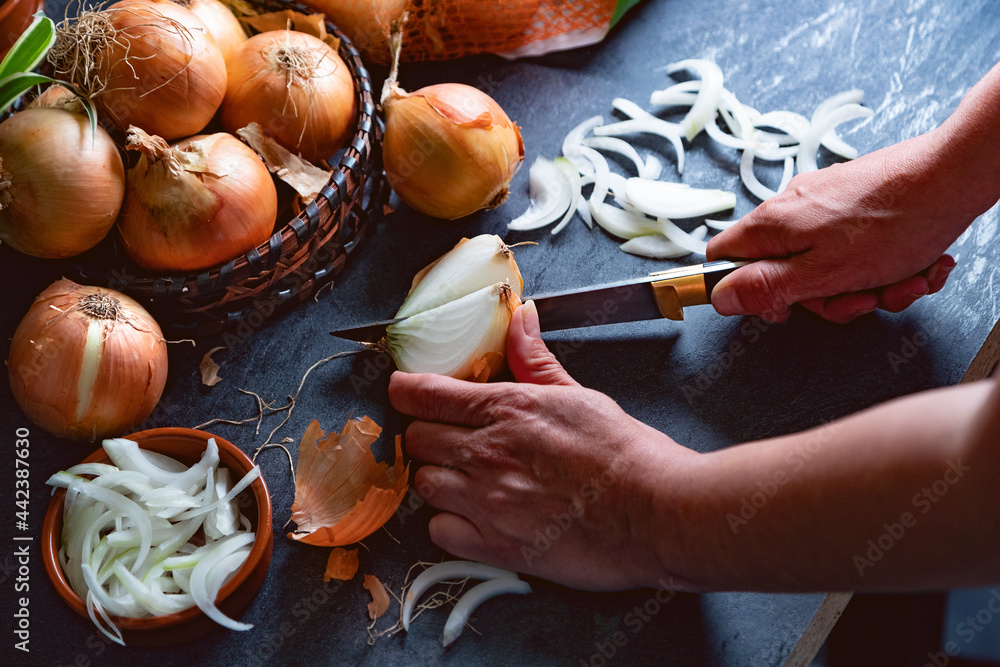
[649,266,711,321]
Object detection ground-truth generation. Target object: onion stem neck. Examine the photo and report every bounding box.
[381,13,408,105]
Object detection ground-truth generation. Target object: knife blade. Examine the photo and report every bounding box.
[330,260,749,342]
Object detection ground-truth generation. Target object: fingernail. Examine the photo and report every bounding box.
[852,307,877,318]
[521,300,541,338]
[712,285,744,316]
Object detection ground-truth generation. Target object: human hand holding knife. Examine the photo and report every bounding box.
[330,259,750,342]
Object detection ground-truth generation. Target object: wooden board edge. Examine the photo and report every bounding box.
[783,592,853,667]
[960,316,1000,383]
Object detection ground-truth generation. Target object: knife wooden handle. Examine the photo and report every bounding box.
[648,260,748,320]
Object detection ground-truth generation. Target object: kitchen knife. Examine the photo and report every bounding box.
[330,259,749,343]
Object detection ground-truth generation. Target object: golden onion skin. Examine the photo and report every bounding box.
[382,83,524,220]
[7,280,168,442]
[118,131,278,272]
[98,0,227,139]
[0,108,125,258]
[221,30,357,164]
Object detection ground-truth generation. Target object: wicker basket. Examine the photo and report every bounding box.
[11,0,387,338]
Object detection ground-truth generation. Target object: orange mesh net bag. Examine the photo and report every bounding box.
[303,0,644,64]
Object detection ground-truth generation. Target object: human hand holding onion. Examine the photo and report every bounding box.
[389,302,697,592]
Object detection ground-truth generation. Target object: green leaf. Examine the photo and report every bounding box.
[0,72,54,114]
[0,12,56,83]
[610,0,646,28]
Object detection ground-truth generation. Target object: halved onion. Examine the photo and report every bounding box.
[387,282,521,381]
[396,234,523,318]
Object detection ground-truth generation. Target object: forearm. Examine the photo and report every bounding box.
[929,59,1000,219]
[650,378,1000,592]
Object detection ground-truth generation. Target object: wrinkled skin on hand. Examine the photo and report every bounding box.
[389,302,694,591]
[707,128,979,323]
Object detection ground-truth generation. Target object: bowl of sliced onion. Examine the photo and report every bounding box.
[41,428,272,646]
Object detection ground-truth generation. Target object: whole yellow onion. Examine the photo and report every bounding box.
[222,30,357,164]
[168,0,247,61]
[49,0,227,139]
[383,81,524,219]
[118,127,278,272]
[7,280,168,443]
[0,107,125,258]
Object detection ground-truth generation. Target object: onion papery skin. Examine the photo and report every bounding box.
[221,30,357,164]
[0,108,125,258]
[92,0,227,139]
[7,280,168,443]
[118,130,278,273]
[171,0,247,62]
[383,83,524,220]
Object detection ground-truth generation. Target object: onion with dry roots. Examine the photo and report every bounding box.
[48,0,227,139]
[0,107,125,258]
[168,0,247,61]
[222,30,357,164]
[381,25,524,219]
[7,279,168,442]
[117,127,278,272]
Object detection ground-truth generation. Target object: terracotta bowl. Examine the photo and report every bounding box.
[41,428,273,646]
[0,0,44,59]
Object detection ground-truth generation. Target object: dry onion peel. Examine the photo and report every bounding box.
[173,0,248,60]
[200,346,225,387]
[441,577,532,647]
[401,560,518,632]
[323,547,359,582]
[364,574,391,620]
[240,9,339,50]
[236,122,330,204]
[288,417,409,547]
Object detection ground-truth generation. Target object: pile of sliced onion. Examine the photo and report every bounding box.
[508,58,873,259]
[47,438,262,645]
